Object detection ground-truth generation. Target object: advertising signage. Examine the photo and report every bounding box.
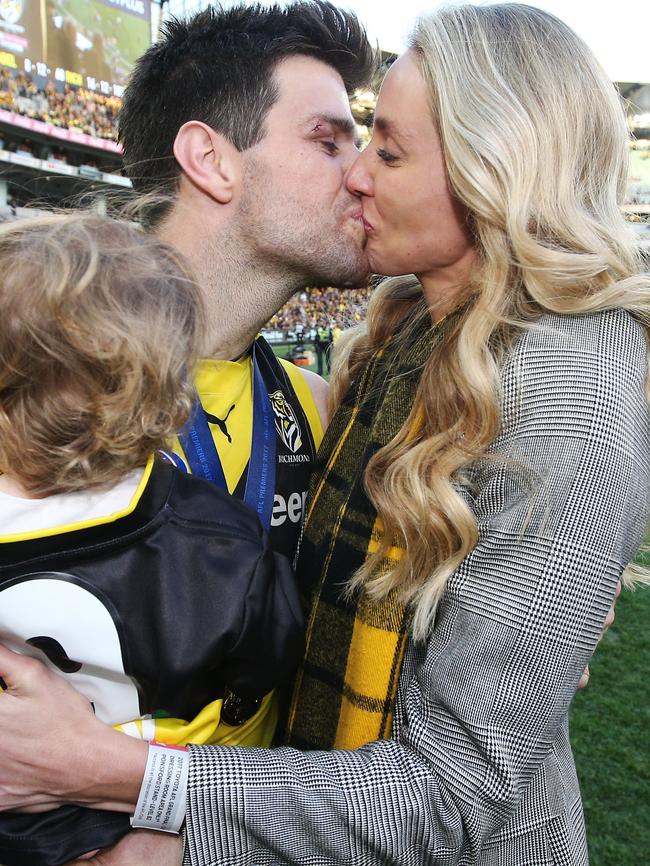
[0,0,152,96]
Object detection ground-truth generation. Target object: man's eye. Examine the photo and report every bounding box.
[377,147,399,164]
[322,140,339,154]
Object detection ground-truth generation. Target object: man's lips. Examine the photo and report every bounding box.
[348,210,370,248]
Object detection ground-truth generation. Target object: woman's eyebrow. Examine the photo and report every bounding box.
[373,116,413,145]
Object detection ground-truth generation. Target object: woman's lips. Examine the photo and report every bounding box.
[361,217,374,234]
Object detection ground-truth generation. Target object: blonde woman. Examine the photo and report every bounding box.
[0,214,303,865]
[0,5,647,866]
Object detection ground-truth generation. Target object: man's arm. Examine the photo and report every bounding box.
[296,367,329,431]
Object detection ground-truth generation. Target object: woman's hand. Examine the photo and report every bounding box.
[0,644,146,813]
[65,831,183,866]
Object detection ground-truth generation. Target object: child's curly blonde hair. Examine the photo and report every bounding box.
[0,212,204,495]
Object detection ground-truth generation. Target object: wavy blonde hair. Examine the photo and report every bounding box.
[331,3,650,640]
[0,212,204,496]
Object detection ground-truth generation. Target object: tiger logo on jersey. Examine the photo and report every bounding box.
[269,389,302,453]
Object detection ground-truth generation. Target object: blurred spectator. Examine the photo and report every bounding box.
[16,139,33,157]
[46,146,68,163]
[313,324,332,375]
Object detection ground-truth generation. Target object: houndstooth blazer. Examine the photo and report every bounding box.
[183,309,650,866]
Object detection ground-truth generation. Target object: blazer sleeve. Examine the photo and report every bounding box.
[183,310,650,866]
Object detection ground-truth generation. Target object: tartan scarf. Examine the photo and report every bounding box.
[286,307,457,751]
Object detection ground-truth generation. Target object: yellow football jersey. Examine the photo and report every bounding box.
[123,338,323,749]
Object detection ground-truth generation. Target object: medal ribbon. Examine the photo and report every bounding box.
[178,344,276,530]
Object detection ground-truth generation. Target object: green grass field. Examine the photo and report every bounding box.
[571,568,650,866]
[273,341,320,373]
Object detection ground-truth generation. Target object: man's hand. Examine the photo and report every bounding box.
[0,644,146,812]
[578,580,621,689]
[66,831,183,866]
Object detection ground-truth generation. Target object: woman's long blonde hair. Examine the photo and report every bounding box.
[331,3,650,640]
[0,212,204,495]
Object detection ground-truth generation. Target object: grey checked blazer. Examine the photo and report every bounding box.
[183,309,650,866]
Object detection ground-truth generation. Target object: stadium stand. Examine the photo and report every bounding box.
[267,286,373,338]
[0,70,119,140]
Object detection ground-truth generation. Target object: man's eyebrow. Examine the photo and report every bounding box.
[304,113,357,136]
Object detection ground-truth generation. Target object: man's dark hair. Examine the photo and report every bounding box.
[118,1,374,201]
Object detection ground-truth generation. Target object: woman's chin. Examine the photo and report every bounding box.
[367,252,409,278]
[370,264,412,278]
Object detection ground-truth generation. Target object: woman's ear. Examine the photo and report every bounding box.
[173,120,239,204]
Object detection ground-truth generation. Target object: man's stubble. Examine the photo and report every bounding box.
[237,154,369,292]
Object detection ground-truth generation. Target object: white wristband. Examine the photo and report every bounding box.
[130,742,189,834]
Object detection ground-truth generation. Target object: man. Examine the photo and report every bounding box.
[115,1,373,564]
[0,1,375,862]
[313,322,331,375]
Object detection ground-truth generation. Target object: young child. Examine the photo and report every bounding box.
[0,213,304,866]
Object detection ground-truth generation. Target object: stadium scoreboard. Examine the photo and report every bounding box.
[0,0,152,96]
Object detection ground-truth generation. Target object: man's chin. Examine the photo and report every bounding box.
[343,271,371,289]
[340,243,371,287]
[309,253,370,289]
[333,262,371,289]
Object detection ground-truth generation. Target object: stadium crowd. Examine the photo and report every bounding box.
[0,69,120,141]
[266,285,373,338]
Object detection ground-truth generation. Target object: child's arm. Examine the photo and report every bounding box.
[216,548,305,705]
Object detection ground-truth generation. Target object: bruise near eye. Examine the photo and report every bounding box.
[26,635,82,673]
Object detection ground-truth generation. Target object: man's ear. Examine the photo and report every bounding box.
[173,120,239,204]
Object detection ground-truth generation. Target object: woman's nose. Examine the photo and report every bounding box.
[346,148,374,197]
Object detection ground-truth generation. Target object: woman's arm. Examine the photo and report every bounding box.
[181,311,649,864]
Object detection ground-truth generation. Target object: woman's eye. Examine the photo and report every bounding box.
[322,140,339,155]
[377,147,399,164]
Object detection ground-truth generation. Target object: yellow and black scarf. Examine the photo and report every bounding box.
[286,307,458,751]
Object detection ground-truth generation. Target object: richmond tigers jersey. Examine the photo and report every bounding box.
[173,336,323,561]
[0,460,304,866]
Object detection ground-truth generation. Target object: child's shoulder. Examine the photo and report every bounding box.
[157,459,266,542]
